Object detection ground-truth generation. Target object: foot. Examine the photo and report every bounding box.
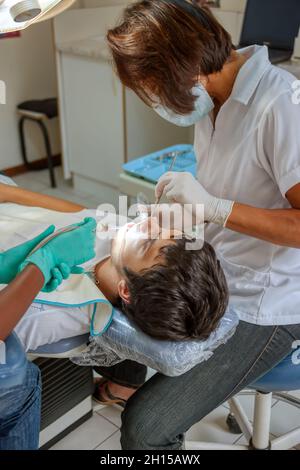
[106,382,137,401]
[94,378,137,406]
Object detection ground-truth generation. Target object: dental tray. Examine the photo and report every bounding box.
[122,144,196,184]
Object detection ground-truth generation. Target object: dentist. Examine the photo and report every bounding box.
[104,0,300,450]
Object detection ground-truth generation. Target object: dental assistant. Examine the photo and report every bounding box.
[102,0,300,450]
[0,211,96,450]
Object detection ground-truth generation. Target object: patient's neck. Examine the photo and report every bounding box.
[94,257,120,304]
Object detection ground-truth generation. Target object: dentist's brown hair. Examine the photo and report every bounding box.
[107,0,232,114]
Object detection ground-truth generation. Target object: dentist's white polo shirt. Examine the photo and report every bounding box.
[194,45,300,325]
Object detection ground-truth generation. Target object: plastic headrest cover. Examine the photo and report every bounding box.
[71,308,239,377]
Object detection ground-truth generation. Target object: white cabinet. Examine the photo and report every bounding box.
[60,54,124,189]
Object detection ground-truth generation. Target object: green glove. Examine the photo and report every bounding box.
[19,217,96,292]
[0,225,55,284]
[42,262,84,293]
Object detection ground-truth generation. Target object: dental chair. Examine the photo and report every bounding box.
[0,308,238,449]
[2,311,299,451]
[186,347,300,450]
[30,334,93,449]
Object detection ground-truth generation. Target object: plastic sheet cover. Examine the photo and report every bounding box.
[71,308,239,376]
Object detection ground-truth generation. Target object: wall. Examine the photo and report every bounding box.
[0,21,60,170]
[82,1,128,7]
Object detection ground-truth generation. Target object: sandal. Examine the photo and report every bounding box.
[93,378,127,409]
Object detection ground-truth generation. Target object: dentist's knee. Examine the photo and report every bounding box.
[120,399,183,450]
[120,403,152,450]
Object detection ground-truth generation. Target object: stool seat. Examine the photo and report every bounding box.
[250,349,300,392]
[17,98,58,119]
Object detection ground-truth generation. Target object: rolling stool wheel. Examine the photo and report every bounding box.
[226,413,242,434]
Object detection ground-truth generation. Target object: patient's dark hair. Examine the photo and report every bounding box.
[121,239,229,341]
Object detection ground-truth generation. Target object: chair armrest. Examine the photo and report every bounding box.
[27,334,90,359]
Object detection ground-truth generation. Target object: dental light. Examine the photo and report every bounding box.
[0,0,75,33]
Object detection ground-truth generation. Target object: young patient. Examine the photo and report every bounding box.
[96,216,229,341]
[0,182,229,344]
[0,180,229,404]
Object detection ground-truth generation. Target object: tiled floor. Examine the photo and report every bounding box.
[13,166,105,209]
[49,392,300,450]
[10,169,300,451]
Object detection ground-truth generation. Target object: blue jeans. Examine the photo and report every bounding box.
[117,321,300,450]
[0,361,41,450]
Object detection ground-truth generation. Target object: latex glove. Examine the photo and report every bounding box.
[155,172,234,226]
[19,217,96,291]
[42,262,84,293]
[0,225,55,284]
[137,202,196,233]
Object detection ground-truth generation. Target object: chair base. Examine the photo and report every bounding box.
[185,390,300,451]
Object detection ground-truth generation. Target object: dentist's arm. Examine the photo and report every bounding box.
[0,265,44,341]
[225,183,300,248]
[0,182,85,212]
[156,172,300,249]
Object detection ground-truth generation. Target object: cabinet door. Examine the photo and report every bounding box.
[125,89,193,162]
[61,54,124,187]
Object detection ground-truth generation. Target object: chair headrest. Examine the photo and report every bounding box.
[72,308,239,376]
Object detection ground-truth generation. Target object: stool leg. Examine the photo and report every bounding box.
[37,120,56,188]
[252,391,272,449]
[18,117,30,167]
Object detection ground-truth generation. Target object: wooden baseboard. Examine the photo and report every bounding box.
[2,154,62,177]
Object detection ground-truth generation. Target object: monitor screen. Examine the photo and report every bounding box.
[240,0,300,50]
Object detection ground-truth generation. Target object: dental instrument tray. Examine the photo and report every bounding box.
[122,144,196,184]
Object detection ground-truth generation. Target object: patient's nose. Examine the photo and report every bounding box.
[137,217,159,235]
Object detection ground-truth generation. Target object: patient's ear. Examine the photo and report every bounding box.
[118,280,131,304]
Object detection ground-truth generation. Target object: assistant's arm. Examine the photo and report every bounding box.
[0,182,85,212]
[0,265,44,341]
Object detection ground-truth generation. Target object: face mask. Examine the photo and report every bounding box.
[154,83,214,127]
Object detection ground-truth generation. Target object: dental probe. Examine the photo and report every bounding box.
[28,225,82,256]
[153,152,178,215]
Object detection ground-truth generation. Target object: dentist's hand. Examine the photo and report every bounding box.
[155,172,234,226]
[0,225,55,284]
[19,217,97,292]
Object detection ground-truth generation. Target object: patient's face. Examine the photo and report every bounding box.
[111,217,180,273]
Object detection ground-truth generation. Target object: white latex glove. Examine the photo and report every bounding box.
[155,172,234,226]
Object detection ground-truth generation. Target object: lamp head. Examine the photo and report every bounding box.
[0,0,74,32]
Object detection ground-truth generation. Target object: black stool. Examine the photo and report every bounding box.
[17,98,58,188]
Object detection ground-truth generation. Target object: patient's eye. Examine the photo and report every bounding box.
[141,230,162,253]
